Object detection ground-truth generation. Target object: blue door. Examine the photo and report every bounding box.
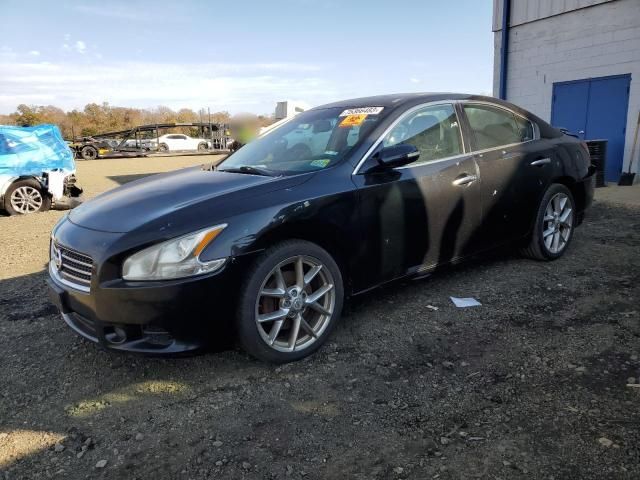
[551,81,590,139]
[551,74,631,182]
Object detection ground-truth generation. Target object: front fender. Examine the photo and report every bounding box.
[198,168,360,290]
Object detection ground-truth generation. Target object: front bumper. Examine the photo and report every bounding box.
[47,257,247,354]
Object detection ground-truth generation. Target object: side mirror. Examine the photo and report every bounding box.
[365,144,420,173]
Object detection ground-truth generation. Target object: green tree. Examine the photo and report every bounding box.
[14,104,41,126]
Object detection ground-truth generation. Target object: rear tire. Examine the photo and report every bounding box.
[236,240,344,363]
[521,183,575,261]
[197,142,208,151]
[4,179,51,215]
[80,145,98,161]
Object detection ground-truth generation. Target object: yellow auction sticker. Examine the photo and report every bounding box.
[339,114,367,128]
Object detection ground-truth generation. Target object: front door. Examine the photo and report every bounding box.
[551,74,631,182]
[351,103,482,290]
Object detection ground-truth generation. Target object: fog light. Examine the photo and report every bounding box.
[105,326,127,344]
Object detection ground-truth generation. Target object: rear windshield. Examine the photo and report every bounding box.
[219,107,388,175]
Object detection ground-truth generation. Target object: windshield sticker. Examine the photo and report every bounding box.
[339,114,367,128]
[339,107,384,116]
[324,150,339,156]
[310,159,331,168]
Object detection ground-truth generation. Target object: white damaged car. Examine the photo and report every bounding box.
[0,124,82,215]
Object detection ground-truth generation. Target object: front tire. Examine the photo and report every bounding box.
[197,142,208,152]
[4,179,51,215]
[521,183,575,261]
[236,240,344,363]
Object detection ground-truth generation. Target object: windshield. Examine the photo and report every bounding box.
[219,107,386,175]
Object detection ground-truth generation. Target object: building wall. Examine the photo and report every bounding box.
[493,0,640,174]
[492,0,614,31]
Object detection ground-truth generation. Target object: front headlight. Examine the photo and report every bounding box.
[122,224,227,281]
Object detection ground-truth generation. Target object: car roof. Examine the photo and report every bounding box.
[310,92,562,138]
[311,93,477,110]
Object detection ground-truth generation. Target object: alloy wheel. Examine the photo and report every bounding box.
[255,255,335,353]
[10,186,43,214]
[543,192,573,254]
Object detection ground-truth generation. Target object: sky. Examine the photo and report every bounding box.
[0,0,494,115]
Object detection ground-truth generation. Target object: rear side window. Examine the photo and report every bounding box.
[464,105,533,150]
[382,103,463,164]
[514,115,534,142]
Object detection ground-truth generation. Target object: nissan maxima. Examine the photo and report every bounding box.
[47,94,595,363]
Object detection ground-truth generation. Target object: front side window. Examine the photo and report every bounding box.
[382,104,462,164]
[463,104,533,150]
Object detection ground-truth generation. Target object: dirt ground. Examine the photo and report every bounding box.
[0,156,638,479]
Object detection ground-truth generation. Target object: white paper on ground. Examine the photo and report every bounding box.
[450,297,482,308]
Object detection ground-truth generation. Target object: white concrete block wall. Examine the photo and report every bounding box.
[493,0,613,31]
[493,0,640,174]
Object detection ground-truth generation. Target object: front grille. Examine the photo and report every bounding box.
[52,242,93,292]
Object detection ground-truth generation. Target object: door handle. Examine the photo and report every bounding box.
[452,174,478,186]
[529,158,551,166]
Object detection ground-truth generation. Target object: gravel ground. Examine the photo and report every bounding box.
[0,157,638,479]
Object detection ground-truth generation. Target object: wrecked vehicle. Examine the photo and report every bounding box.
[0,124,82,215]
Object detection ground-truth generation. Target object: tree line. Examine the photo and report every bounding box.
[0,103,274,139]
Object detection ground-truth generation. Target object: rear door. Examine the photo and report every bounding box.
[168,134,188,150]
[352,103,482,288]
[460,103,553,248]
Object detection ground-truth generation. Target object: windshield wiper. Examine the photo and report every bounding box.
[217,165,277,177]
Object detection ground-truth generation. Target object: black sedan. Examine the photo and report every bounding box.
[48,93,595,362]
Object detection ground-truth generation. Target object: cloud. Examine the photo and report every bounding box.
[0,60,338,114]
[28,50,40,56]
[0,46,17,60]
[74,41,87,54]
[409,77,420,84]
[61,35,89,55]
[73,4,182,22]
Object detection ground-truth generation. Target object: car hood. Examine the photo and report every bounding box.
[68,166,305,233]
